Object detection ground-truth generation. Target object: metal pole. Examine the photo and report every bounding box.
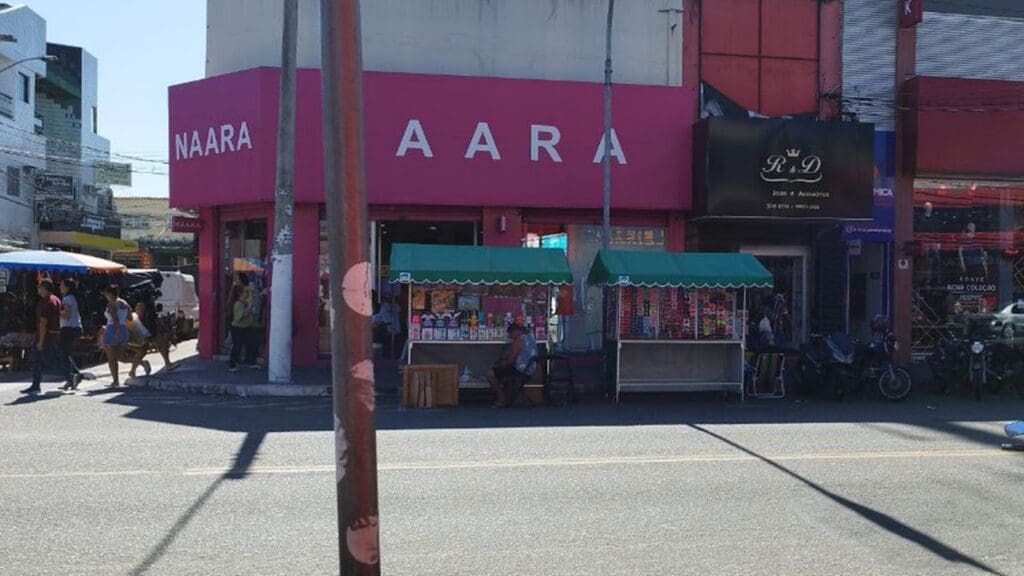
[268,0,298,383]
[602,0,615,250]
[321,0,380,573]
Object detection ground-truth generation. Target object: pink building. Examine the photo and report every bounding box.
[169,68,697,364]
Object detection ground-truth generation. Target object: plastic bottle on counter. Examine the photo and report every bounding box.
[410,314,421,340]
[421,315,434,341]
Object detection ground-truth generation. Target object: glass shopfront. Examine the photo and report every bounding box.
[912,181,1024,352]
[222,219,268,354]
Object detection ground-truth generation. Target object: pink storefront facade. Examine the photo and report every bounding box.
[169,67,697,365]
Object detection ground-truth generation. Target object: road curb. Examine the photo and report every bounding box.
[129,376,330,397]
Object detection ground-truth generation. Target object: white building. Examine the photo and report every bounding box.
[206,0,685,85]
[0,3,47,249]
[35,42,129,255]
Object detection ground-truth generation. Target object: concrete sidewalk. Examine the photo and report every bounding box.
[127,340,408,398]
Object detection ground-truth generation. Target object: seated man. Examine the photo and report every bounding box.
[486,324,537,407]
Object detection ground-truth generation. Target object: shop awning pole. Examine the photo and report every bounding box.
[321,0,381,573]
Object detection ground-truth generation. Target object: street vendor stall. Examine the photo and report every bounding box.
[588,250,773,402]
[0,251,128,367]
[390,243,572,405]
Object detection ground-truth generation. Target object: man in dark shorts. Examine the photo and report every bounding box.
[22,279,62,394]
[486,324,536,407]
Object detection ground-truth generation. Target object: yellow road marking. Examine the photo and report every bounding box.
[0,448,1012,480]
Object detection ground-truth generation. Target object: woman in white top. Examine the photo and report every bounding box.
[58,278,84,390]
[125,299,176,378]
[101,284,131,388]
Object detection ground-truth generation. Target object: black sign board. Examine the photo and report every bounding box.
[34,173,74,197]
[695,118,874,219]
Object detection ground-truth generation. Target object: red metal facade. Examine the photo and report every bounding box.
[699,0,836,117]
[905,76,1024,177]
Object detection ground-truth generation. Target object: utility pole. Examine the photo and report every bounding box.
[268,0,298,384]
[602,0,615,249]
[320,0,381,573]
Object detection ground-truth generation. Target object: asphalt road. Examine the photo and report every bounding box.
[2,376,1023,576]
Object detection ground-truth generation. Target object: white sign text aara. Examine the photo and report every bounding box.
[395,119,628,165]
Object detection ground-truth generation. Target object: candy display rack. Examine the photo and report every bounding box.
[589,250,773,402]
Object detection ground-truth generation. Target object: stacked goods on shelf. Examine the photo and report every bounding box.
[697,289,736,340]
[658,287,695,340]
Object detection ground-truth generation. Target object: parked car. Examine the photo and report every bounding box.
[983,302,1024,339]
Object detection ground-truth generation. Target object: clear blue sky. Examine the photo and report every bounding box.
[27,0,206,198]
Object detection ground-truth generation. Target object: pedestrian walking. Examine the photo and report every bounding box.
[126,298,178,378]
[20,279,62,394]
[100,285,131,388]
[58,278,83,391]
[227,285,253,371]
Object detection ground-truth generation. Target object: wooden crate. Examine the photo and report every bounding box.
[402,364,459,408]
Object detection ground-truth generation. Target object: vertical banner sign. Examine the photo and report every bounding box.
[899,0,923,28]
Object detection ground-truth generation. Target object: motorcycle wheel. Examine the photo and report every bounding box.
[878,368,912,401]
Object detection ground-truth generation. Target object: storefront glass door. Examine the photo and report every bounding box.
[223,219,268,354]
[743,246,808,347]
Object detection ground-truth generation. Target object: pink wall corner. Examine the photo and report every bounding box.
[668,214,686,252]
[197,206,220,358]
[291,203,321,366]
[482,208,523,247]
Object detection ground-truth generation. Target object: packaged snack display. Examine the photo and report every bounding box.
[407,284,553,343]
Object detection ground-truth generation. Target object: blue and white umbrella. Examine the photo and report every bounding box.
[0,250,127,274]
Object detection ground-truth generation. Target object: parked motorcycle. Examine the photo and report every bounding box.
[797,333,849,400]
[967,339,1024,400]
[799,317,911,401]
[858,316,912,401]
[928,326,961,393]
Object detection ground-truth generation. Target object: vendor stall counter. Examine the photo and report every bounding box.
[588,250,773,402]
[390,243,572,401]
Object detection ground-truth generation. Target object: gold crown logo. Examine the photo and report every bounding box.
[785,148,801,158]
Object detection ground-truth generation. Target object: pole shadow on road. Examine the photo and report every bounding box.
[688,424,1007,576]
[127,428,268,576]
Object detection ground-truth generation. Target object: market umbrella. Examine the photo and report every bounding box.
[0,250,127,274]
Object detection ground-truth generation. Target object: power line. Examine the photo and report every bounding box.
[0,142,168,176]
[0,118,170,166]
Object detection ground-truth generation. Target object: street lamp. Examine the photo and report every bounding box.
[0,54,57,74]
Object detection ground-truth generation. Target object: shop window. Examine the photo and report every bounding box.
[223,219,267,354]
[6,166,19,197]
[911,184,1024,352]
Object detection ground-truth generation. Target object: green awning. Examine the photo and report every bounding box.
[588,250,773,288]
[389,243,572,286]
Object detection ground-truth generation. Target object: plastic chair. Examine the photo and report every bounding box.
[749,352,786,399]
